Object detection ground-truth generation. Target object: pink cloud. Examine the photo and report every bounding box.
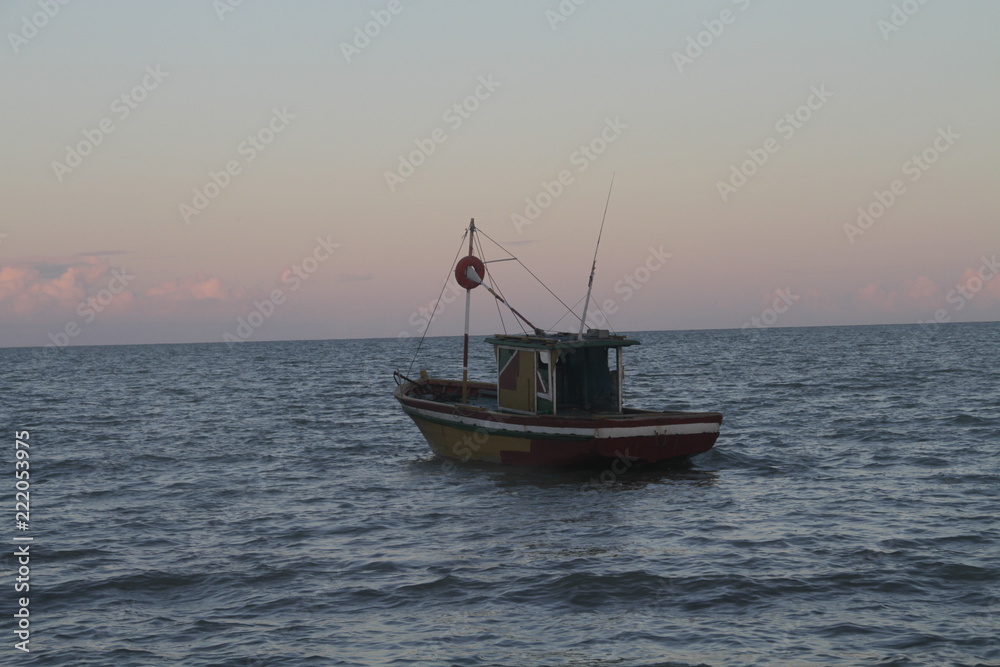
[857,283,897,311]
[0,257,112,314]
[856,276,941,313]
[0,266,36,304]
[956,267,1000,306]
[0,256,241,322]
[903,276,941,308]
[985,277,1000,303]
[145,276,235,302]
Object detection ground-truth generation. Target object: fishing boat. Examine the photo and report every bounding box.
[393,216,722,467]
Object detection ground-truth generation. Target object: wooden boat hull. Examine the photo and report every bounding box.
[394,379,722,467]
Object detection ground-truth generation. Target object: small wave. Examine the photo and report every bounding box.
[949,413,996,425]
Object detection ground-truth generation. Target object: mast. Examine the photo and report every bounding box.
[578,174,615,339]
[461,218,475,403]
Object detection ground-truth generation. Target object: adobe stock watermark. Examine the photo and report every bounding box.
[51,65,169,183]
[741,288,799,332]
[548,245,670,332]
[717,84,834,202]
[397,277,464,340]
[877,0,932,41]
[447,603,504,641]
[7,0,70,55]
[843,126,958,244]
[440,427,491,474]
[384,75,501,192]
[95,598,141,649]
[214,0,244,22]
[916,255,999,334]
[966,595,999,638]
[44,268,135,349]
[580,450,640,490]
[511,116,628,234]
[179,107,295,224]
[222,235,339,344]
[647,577,680,613]
[546,0,587,31]
[243,636,283,667]
[340,0,415,63]
[587,245,671,328]
[672,0,752,73]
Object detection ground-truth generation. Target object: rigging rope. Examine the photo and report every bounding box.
[587,293,617,334]
[405,220,615,376]
[473,233,510,335]
[474,232,525,335]
[547,293,617,334]
[404,230,468,378]
[474,227,582,329]
[548,294,586,331]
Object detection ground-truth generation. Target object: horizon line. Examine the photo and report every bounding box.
[2,319,996,352]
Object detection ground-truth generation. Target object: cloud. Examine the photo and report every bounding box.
[145,276,235,302]
[0,255,241,322]
[0,256,112,314]
[956,267,1000,307]
[856,276,941,313]
[857,282,895,311]
[904,276,939,304]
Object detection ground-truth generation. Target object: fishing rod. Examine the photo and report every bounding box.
[578,173,615,340]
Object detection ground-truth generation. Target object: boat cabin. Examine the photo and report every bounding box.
[484,329,639,415]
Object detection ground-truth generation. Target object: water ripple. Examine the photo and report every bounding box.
[1,325,998,665]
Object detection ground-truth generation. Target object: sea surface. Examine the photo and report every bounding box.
[1,323,998,666]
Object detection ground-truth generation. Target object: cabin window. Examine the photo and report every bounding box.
[610,348,621,411]
[555,346,617,413]
[536,350,553,414]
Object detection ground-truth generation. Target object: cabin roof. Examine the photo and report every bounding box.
[485,330,640,350]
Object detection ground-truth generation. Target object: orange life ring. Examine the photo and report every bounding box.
[455,255,485,290]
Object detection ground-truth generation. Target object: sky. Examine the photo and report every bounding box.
[1,0,999,348]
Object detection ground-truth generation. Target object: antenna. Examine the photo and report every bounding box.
[578,173,615,339]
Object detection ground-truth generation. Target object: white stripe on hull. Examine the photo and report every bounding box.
[401,403,720,439]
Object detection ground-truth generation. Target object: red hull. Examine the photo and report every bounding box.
[394,379,722,467]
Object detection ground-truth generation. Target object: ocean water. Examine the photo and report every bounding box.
[1,323,998,666]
